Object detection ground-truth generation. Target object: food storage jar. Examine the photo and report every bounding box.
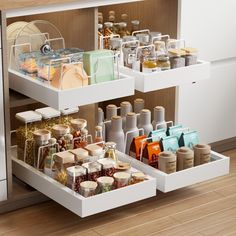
[97,176,114,193]
[98,158,116,177]
[52,124,71,151]
[176,147,194,171]
[131,172,146,183]
[104,142,118,163]
[82,162,102,181]
[168,49,186,69]
[69,148,89,165]
[142,56,160,73]
[157,55,171,70]
[114,172,131,188]
[79,181,98,197]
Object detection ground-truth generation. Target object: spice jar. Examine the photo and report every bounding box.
[168,49,186,69]
[104,22,114,49]
[157,55,171,71]
[104,142,118,163]
[35,107,61,131]
[79,181,98,198]
[52,124,71,151]
[16,111,42,165]
[118,22,130,38]
[44,138,58,177]
[54,151,75,185]
[158,151,177,174]
[149,32,162,45]
[70,118,87,148]
[181,47,198,66]
[131,20,140,34]
[69,148,89,165]
[98,158,116,177]
[67,165,87,192]
[154,41,167,57]
[114,172,131,188]
[33,129,51,170]
[131,172,146,184]
[94,125,103,146]
[142,56,160,73]
[110,38,123,64]
[82,162,102,181]
[193,144,211,166]
[97,176,114,193]
[176,147,194,171]
[80,128,89,148]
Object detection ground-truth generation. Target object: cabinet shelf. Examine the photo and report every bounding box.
[9,69,135,110]
[120,60,210,92]
[123,151,230,193]
[12,152,156,218]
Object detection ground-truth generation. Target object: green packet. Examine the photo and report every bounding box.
[179,130,199,149]
[161,135,179,153]
[148,128,167,142]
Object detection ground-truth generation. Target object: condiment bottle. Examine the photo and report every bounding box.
[70,118,87,148]
[168,49,186,69]
[152,106,167,130]
[110,38,123,64]
[121,13,128,24]
[134,98,145,126]
[124,112,139,154]
[82,162,102,181]
[131,20,140,34]
[120,101,133,128]
[98,23,104,49]
[176,147,194,171]
[107,116,125,152]
[97,107,106,141]
[105,104,117,141]
[193,144,211,166]
[136,34,150,47]
[104,142,118,163]
[142,56,159,73]
[80,128,89,148]
[156,55,171,70]
[154,41,167,57]
[138,109,153,136]
[94,125,103,145]
[158,151,177,174]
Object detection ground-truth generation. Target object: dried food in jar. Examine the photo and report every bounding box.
[168,49,186,69]
[97,158,116,177]
[82,162,102,182]
[79,181,98,198]
[52,124,71,151]
[113,172,131,188]
[97,176,114,193]
[131,172,146,184]
[142,56,160,73]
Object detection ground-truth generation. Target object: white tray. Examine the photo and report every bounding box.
[120,151,230,193]
[120,60,210,92]
[12,152,156,217]
[9,69,135,110]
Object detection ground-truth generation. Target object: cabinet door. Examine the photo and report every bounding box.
[0,50,6,181]
[179,0,236,62]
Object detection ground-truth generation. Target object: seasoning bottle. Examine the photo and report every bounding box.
[157,55,171,71]
[124,112,139,154]
[142,56,159,73]
[168,49,186,69]
[94,125,103,145]
[104,142,118,163]
[138,109,153,136]
[120,101,133,128]
[97,158,116,177]
[131,20,140,34]
[121,13,128,24]
[98,23,104,49]
[70,118,87,148]
[82,162,102,182]
[158,151,177,174]
[107,116,125,153]
[136,34,150,47]
[152,106,167,130]
[176,147,194,171]
[105,104,117,141]
[80,128,89,148]
[97,107,106,141]
[104,22,114,49]
[134,98,145,126]
[33,129,51,171]
[193,144,211,166]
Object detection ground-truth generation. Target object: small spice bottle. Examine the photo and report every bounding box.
[168,49,186,69]
[154,41,166,57]
[193,144,211,166]
[142,56,160,73]
[149,32,162,44]
[82,162,102,182]
[136,33,150,47]
[176,147,194,171]
[157,55,171,71]
[118,22,130,38]
[97,158,116,177]
[120,101,133,128]
[114,172,131,188]
[97,176,114,193]
[80,181,98,197]
[70,118,87,148]
[94,125,103,145]
[104,142,118,163]
[158,151,177,174]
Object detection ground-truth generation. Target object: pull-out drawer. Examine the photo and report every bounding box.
[12,152,156,218]
[0,180,7,201]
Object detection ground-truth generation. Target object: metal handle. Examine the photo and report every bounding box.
[151,34,170,44]
[132,29,150,36]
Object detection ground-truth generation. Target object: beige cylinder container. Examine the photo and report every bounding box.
[158,151,177,174]
[176,147,194,171]
[193,144,211,166]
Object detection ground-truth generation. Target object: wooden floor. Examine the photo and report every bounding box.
[0,150,236,236]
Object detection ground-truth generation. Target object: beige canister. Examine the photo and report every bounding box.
[176,147,194,171]
[158,151,177,174]
[193,144,211,166]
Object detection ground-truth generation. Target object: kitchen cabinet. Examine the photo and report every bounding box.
[0,0,230,215]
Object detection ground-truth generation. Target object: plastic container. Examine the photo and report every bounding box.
[97,176,114,193]
[98,158,116,177]
[114,172,131,188]
[104,142,118,163]
[82,162,102,182]
[131,172,146,183]
[79,181,98,198]
[56,48,84,63]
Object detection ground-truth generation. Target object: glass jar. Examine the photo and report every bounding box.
[113,172,131,188]
[98,158,116,177]
[104,142,118,163]
[149,32,162,45]
[85,144,104,158]
[54,151,75,185]
[138,47,154,72]
[110,38,123,64]
[136,33,150,47]
[79,181,98,198]
[70,118,87,149]
[154,41,166,57]
[67,165,87,192]
[118,22,130,38]
[44,138,58,177]
[82,162,102,182]
[69,148,89,165]
[80,128,89,148]
[156,55,171,71]
[94,125,103,145]
[15,111,42,165]
[168,49,186,69]
[33,129,51,170]
[131,172,146,184]
[52,124,71,152]
[104,22,114,49]
[97,176,114,193]
[131,20,140,34]
[142,56,160,73]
